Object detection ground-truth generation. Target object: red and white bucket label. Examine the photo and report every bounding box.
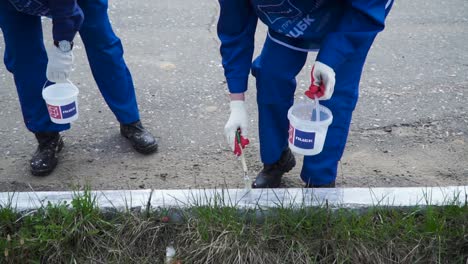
[47,104,62,119]
[47,102,77,120]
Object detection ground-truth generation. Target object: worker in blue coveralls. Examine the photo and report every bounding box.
[0,0,158,176]
[218,0,393,188]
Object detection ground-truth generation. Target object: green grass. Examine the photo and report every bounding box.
[0,190,467,264]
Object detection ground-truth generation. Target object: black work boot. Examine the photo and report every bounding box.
[305,181,336,188]
[252,148,296,188]
[31,132,64,176]
[120,120,158,154]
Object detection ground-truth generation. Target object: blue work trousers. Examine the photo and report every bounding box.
[252,36,366,186]
[0,0,139,133]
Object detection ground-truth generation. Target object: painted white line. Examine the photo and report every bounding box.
[0,186,466,211]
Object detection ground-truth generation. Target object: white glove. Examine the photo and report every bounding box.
[307,61,335,100]
[224,100,249,153]
[46,45,74,83]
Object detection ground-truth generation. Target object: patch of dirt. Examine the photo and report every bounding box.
[337,117,467,187]
[0,116,466,192]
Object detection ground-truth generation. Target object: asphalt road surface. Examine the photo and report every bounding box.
[0,0,467,191]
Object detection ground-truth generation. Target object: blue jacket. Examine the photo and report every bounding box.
[217,0,393,93]
[7,0,84,41]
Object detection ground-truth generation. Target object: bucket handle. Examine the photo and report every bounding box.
[313,95,320,122]
[42,80,50,91]
[42,79,73,90]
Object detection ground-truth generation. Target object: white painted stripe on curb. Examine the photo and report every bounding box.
[0,186,466,211]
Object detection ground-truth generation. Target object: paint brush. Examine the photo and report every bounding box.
[236,130,251,190]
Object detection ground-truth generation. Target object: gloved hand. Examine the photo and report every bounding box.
[224,100,249,156]
[46,45,74,83]
[305,61,335,100]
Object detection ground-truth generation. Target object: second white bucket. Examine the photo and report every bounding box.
[287,100,333,156]
[42,81,79,124]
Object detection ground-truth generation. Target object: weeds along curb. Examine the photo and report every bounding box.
[1,186,467,263]
[1,186,466,214]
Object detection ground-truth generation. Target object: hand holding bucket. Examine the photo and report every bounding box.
[287,69,334,156]
[42,80,79,124]
[306,61,335,100]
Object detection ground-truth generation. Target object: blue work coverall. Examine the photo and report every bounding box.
[0,0,140,133]
[218,0,394,186]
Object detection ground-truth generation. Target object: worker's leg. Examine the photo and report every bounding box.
[77,0,140,124]
[301,55,367,186]
[0,0,70,132]
[252,36,308,165]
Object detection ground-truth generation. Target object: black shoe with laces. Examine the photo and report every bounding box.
[120,120,158,154]
[252,148,296,188]
[30,132,64,176]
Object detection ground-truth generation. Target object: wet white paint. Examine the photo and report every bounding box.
[1,186,466,211]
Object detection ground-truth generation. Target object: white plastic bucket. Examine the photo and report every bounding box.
[42,81,79,124]
[287,100,333,156]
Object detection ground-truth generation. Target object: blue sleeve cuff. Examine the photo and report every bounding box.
[316,48,346,71]
[51,1,84,41]
[226,77,249,94]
